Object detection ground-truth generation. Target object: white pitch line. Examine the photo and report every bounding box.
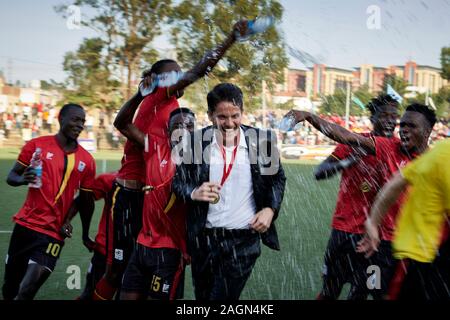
[0,231,12,233]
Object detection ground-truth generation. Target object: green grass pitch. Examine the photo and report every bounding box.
[0,149,340,300]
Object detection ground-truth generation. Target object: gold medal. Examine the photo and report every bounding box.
[211,194,220,204]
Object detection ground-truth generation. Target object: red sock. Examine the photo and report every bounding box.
[93,278,117,300]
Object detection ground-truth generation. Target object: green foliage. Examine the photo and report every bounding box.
[62,38,121,110]
[319,85,374,116]
[170,0,288,110]
[55,0,173,99]
[274,99,296,111]
[382,74,409,96]
[441,46,450,81]
[432,86,450,118]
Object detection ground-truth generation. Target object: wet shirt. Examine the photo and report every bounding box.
[394,140,450,263]
[117,87,174,182]
[373,136,413,241]
[138,137,187,260]
[91,172,117,256]
[331,133,383,236]
[14,135,96,241]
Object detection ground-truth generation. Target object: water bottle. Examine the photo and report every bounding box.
[139,70,184,97]
[235,16,275,42]
[139,77,159,97]
[278,114,297,132]
[29,148,42,188]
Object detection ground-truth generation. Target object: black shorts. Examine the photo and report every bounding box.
[6,223,64,272]
[321,229,395,300]
[121,244,185,300]
[389,239,450,300]
[107,182,144,265]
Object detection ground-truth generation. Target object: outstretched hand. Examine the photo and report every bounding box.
[232,20,249,40]
[285,110,309,124]
[356,219,380,258]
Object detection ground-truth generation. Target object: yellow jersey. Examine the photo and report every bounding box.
[394,139,450,262]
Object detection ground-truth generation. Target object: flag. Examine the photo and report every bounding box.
[387,84,403,103]
[352,96,366,110]
[428,96,437,110]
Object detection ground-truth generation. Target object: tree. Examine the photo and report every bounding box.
[429,87,450,118]
[382,74,409,96]
[169,0,288,110]
[40,80,63,91]
[319,85,374,116]
[56,0,172,98]
[441,46,450,81]
[62,37,121,110]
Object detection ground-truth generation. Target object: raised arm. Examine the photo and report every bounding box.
[113,90,146,147]
[166,20,248,97]
[287,110,376,154]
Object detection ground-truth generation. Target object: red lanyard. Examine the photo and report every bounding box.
[219,144,239,186]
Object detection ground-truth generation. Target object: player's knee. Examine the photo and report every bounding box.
[15,264,51,300]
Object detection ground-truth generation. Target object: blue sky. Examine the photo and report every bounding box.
[0,0,449,83]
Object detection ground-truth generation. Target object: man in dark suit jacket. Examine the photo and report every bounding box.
[172,83,286,300]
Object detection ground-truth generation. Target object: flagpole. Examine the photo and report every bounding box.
[262,80,267,128]
[345,82,351,130]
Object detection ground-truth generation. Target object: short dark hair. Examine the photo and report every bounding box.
[367,94,399,116]
[405,103,437,129]
[168,107,195,132]
[142,59,177,77]
[207,83,243,113]
[59,103,84,120]
[169,107,196,120]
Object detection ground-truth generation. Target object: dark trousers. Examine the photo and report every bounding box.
[321,229,395,300]
[190,228,261,301]
[390,243,450,300]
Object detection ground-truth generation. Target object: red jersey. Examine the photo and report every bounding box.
[14,135,96,241]
[331,133,383,236]
[91,172,117,256]
[331,135,412,241]
[373,136,414,241]
[137,135,187,260]
[117,87,175,181]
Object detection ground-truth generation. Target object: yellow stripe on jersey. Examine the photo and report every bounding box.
[110,185,121,222]
[79,187,93,192]
[54,154,75,204]
[163,193,177,214]
[330,154,341,161]
[17,159,29,167]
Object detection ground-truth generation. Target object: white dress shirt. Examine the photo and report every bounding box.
[206,128,256,229]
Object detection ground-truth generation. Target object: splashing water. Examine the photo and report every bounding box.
[287,45,321,68]
[139,70,185,96]
[235,16,275,42]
